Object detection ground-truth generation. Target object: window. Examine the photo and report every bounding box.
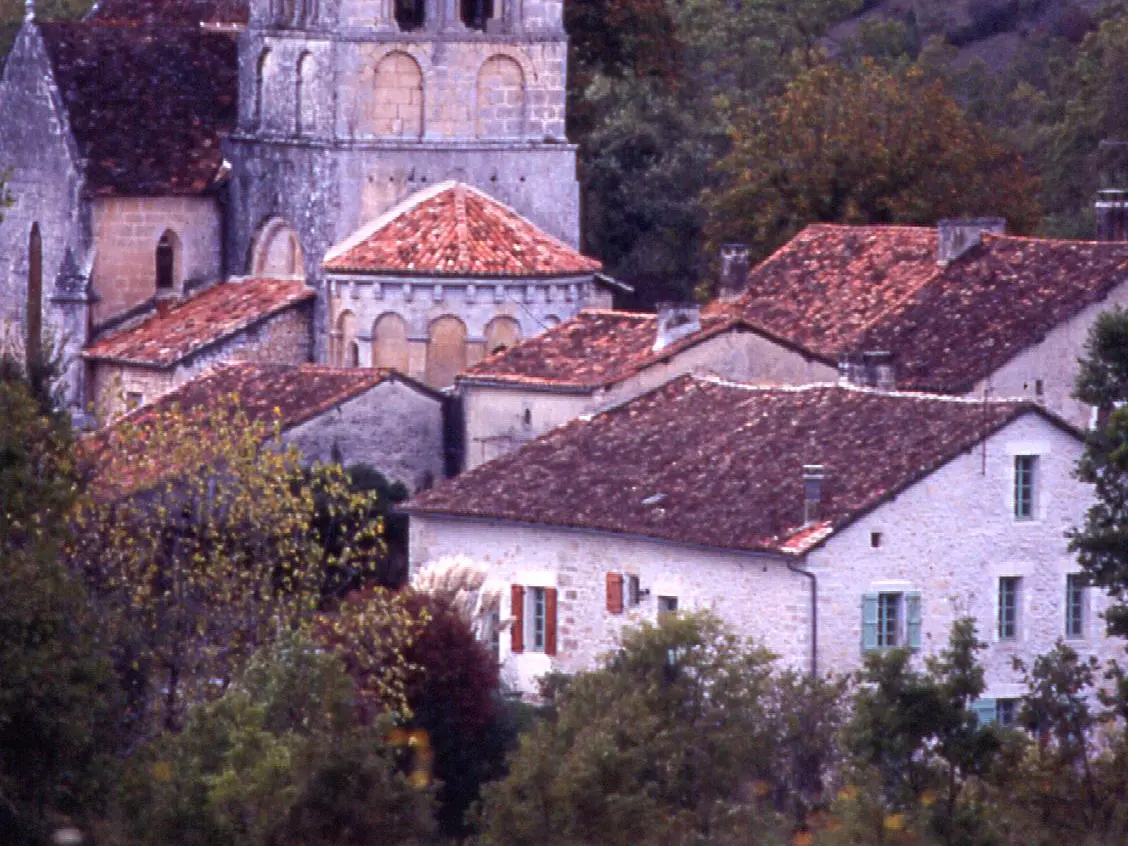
[627,574,641,607]
[126,391,143,410]
[607,573,643,614]
[156,231,177,291]
[862,591,921,652]
[394,0,425,30]
[870,531,883,549]
[1014,455,1037,519]
[1066,574,1086,639]
[657,595,678,620]
[509,584,556,656]
[461,0,493,29]
[998,576,1021,640]
[996,698,1018,727]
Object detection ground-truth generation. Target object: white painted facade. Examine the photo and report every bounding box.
[410,411,1125,698]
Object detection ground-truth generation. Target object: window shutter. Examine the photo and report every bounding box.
[906,592,922,650]
[510,585,525,654]
[971,698,997,726]
[606,572,624,614]
[861,593,879,652]
[544,588,558,656]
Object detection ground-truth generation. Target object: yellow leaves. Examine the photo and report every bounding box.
[150,761,173,783]
[884,812,907,832]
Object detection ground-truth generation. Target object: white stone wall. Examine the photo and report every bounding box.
[973,281,1128,429]
[408,517,811,694]
[461,328,837,469]
[283,377,445,491]
[808,412,1120,700]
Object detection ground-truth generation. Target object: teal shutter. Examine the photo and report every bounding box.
[906,592,922,650]
[971,698,997,726]
[862,593,879,652]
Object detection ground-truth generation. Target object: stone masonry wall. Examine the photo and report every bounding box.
[90,197,224,324]
[284,377,445,490]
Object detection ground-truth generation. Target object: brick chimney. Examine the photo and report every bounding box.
[718,243,750,301]
[803,465,824,525]
[936,218,1006,264]
[1096,189,1128,241]
[653,302,701,352]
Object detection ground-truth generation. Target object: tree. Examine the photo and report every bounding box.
[479,613,827,846]
[1071,307,1128,637]
[0,368,119,845]
[704,60,1041,268]
[70,396,421,732]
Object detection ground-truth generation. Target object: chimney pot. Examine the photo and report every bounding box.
[1096,189,1128,241]
[653,302,701,352]
[803,464,824,525]
[718,243,751,301]
[936,218,1006,264]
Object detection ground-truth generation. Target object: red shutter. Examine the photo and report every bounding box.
[545,588,558,656]
[606,572,624,614]
[510,585,525,654]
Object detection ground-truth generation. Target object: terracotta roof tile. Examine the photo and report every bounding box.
[409,375,1065,554]
[83,364,405,498]
[323,181,602,278]
[40,21,238,195]
[83,278,314,368]
[460,309,739,390]
[725,224,1128,390]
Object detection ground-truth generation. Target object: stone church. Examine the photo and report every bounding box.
[0,0,612,419]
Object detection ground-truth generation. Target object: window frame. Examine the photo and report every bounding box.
[1065,574,1086,639]
[862,590,921,652]
[1014,455,1037,520]
[528,586,546,653]
[998,576,1021,641]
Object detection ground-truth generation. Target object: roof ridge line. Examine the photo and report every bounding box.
[692,373,1031,405]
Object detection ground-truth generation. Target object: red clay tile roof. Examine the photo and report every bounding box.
[40,21,238,195]
[90,0,249,24]
[459,309,742,391]
[409,375,1070,555]
[323,181,603,278]
[82,364,416,498]
[720,224,1128,392]
[83,278,314,368]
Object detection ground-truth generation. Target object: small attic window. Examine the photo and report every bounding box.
[870,531,883,549]
[156,231,177,291]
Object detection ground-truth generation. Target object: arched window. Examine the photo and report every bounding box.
[460,0,493,29]
[425,316,467,388]
[156,230,178,291]
[484,315,521,355]
[476,55,525,138]
[296,52,316,134]
[255,49,272,128]
[336,310,357,367]
[26,224,42,366]
[373,312,410,372]
[394,0,425,31]
[250,217,304,276]
[369,52,424,138]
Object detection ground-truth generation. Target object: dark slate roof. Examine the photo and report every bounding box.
[40,21,238,195]
[408,375,1070,555]
[323,181,603,278]
[721,224,1128,392]
[89,0,249,24]
[459,309,743,391]
[83,278,314,368]
[83,364,425,498]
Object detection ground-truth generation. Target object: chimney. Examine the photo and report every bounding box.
[653,302,701,352]
[718,243,750,301]
[936,218,1006,264]
[1095,189,1128,241]
[838,352,895,389]
[803,465,824,525]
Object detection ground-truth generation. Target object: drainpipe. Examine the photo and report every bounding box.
[787,557,818,678]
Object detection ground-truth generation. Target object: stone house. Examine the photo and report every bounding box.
[458,220,1128,467]
[0,0,605,417]
[408,374,1121,711]
[88,361,446,494]
[83,277,315,418]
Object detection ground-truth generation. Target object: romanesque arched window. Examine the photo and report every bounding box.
[461,0,493,30]
[394,0,425,31]
[156,230,178,292]
[26,223,42,366]
[336,310,357,367]
[255,49,272,128]
[373,312,410,373]
[484,315,521,355]
[425,315,467,388]
[250,217,304,276]
[476,55,525,138]
[296,52,316,134]
[369,52,424,138]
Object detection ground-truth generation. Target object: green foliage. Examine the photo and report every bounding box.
[0,0,95,55]
[1071,308,1128,636]
[118,633,434,846]
[479,612,844,846]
